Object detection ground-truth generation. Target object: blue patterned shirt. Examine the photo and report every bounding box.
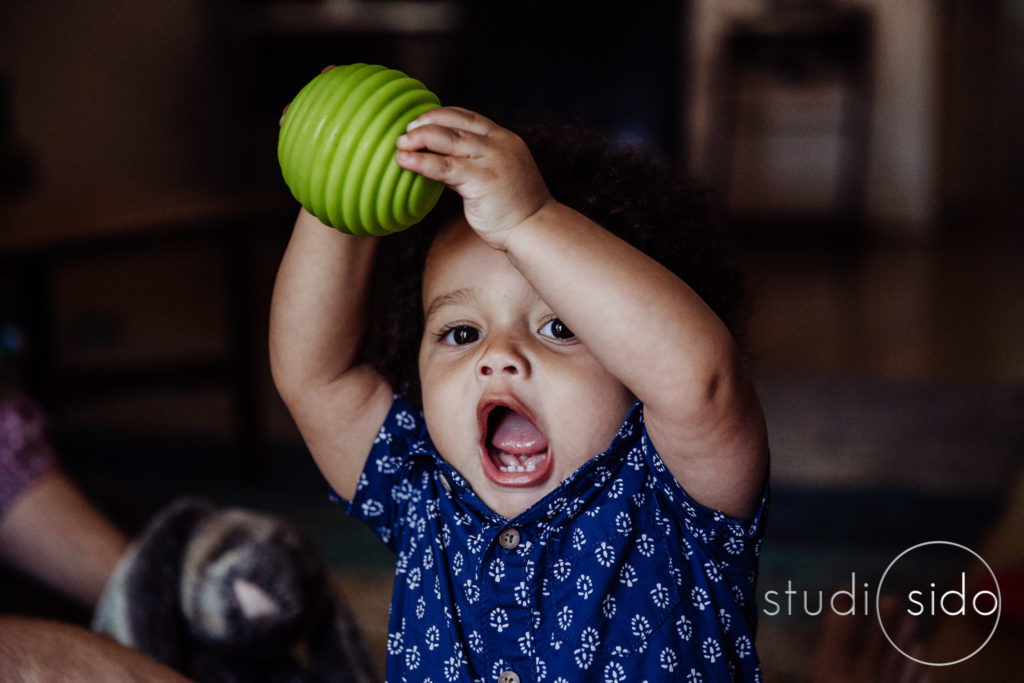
[337,396,767,682]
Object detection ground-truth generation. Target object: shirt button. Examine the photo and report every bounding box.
[498,671,520,683]
[498,527,521,550]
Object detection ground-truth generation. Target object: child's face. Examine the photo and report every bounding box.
[418,219,635,519]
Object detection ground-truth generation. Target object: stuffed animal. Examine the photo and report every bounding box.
[92,498,379,683]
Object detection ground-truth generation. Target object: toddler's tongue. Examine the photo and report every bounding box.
[490,409,548,454]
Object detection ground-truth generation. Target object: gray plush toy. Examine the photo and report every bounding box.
[92,498,379,683]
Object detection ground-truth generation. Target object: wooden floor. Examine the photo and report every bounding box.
[740,233,1023,385]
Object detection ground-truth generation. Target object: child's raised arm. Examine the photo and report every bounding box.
[396,108,768,519]
[269,209,392,501]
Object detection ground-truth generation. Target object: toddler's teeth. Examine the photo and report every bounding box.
[491,448,546,478]
[496,452,517,469]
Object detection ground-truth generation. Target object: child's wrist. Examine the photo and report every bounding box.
[296,207,377,242]
[295,207,330,231]
[491,198,561,254]
[500,199,578,253]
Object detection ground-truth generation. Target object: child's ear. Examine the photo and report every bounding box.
[92,498,213,667]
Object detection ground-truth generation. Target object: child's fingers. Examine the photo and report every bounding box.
[394,148,473,186]
[396,122,490,161]
[406,106,496,137]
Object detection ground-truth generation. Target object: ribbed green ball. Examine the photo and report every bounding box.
[278,63,444,236]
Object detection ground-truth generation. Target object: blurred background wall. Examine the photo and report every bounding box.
[3,1,1020,235]
[0,1,230,196]
[1,1,1021,679]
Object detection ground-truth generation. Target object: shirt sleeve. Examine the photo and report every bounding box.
[639,411,769,568]
[330,395,431,551]
[0,393,59,519]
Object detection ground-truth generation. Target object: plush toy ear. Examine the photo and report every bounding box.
[233,578,282,620]
[92,497,213,668]
[307,589,380,683]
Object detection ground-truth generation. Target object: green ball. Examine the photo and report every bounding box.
[278,63,445,236]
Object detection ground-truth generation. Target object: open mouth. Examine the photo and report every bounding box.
[479,402,553,487]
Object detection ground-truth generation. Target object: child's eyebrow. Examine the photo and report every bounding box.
[424,288,475,320]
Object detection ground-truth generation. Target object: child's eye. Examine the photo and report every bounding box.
[439,325,480,345]
[539,318,575,340]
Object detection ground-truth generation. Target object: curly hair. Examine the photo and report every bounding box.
[363,112,750,407]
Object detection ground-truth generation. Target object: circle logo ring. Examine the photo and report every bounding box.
[875,540,1001,666]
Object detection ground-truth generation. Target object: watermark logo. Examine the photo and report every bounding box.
[762,540,1001,666]
[876,540,1001,666]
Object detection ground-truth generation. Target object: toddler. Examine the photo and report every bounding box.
[270,105,769,681]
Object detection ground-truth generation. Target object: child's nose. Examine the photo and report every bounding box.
[477,337,529,378]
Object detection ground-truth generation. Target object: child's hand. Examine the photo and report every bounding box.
[395,107,554,250]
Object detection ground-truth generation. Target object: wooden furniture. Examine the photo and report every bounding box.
[0,190,296,475]
[714,4,873,240]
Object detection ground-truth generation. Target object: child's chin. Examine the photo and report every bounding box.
[484,488,548,520]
